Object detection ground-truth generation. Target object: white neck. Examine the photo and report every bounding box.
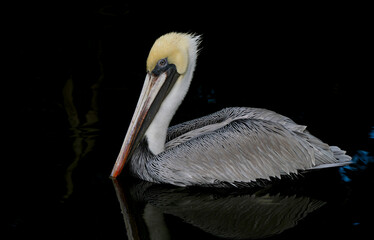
[145,40,198,155]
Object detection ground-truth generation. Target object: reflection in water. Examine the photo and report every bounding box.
[113,180,140,240]
[113,179,326,239]
[62,125,100,199]
[61,40,104,199]
[339,150,374,183]
[339,127,374,183]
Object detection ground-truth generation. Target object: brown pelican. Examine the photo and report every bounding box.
[110,32,351,187]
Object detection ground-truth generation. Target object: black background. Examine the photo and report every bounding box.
[7,1,373,239]
[12,2,372,147]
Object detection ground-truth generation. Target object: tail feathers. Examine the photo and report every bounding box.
[330,146,352,163]
[309,146,352,170]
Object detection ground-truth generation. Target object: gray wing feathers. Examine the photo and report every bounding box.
[149,107,350,186]
[165,107,306,150]
[308,146,351,169]
[166,109,227,142]
[167,107,307,140]
[151,119,316,186]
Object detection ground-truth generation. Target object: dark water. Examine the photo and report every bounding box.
[8,2,373,240]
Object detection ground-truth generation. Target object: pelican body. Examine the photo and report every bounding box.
[111,32,351,187]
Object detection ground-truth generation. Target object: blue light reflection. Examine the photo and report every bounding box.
[339,127,374,182]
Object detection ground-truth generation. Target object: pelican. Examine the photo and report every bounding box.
[111,32,351,187]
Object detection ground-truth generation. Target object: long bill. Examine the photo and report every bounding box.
[110,66,180,178]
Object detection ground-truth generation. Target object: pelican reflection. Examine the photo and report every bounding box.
[113,179,326,239]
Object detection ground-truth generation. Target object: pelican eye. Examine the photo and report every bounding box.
[158,58,168,67]
[152,58,169,75]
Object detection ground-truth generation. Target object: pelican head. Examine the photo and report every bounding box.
[111,32,201,178]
